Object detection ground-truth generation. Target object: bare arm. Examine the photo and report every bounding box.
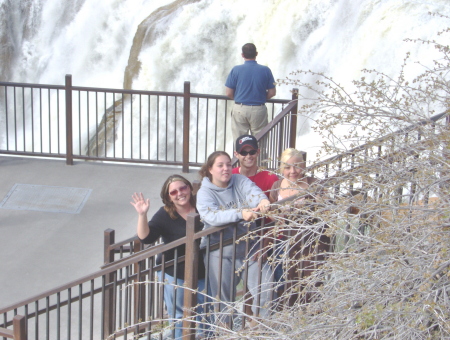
[269,179,281,203]
[225,86,235,100]
[267,87,276,100]
[130,192,150,239]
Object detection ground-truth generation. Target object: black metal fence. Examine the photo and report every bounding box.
[0,214,282,340]
[0,76,297,172]
[308,111,449,199]
[1,111,448,340]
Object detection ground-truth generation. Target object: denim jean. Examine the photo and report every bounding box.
[203,243,275,325]
[157,272,206,339]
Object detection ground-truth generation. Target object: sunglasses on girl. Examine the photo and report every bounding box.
[239,149,257,156]
[169,184,189,196]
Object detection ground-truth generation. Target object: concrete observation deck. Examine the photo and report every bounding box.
[0,156,199,308]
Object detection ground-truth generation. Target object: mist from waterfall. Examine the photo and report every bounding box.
[1,0,449,159]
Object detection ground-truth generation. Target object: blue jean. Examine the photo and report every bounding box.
[203,243,275,324]
[157,271,206,340]
[273,241,286,284]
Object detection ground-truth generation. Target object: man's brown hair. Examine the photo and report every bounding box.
[242,43,257,59]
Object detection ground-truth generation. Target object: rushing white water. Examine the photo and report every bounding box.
[1,0,172,87]
[1,0,449,159]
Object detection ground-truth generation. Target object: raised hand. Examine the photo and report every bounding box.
[130,192,150,215]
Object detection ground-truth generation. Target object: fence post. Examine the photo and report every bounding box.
[104,229,115,265]
[65,74,74,165]
[133,238,146,326]
[103,229,115,337]
[182,213,200,340]
[13,315,26,340]
[289,88,298,149]
[183,81,191,173]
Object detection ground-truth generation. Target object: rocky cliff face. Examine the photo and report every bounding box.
[123,0,200,90]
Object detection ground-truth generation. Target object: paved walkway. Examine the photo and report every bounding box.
[0,156,199,308]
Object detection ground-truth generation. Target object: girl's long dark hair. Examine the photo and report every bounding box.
[199,151,231,182]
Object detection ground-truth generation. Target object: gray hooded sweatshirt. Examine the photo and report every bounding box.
[197,174,267,250]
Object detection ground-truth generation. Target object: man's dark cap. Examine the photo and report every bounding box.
[235,135,258,153]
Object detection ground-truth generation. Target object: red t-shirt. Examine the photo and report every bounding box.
[232,167,278,198]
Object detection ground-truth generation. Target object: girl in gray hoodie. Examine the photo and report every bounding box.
[197,151,274,325]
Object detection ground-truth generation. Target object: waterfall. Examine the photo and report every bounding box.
[1,0,449,158]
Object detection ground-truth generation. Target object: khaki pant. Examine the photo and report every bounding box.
[231,103,268,142]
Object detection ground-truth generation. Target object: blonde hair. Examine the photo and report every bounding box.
[279,148,305,173]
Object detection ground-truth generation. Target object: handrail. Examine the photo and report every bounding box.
[307,110,449,174]
[0,217,244,314]
[255,100,298,138]
[0,315,26,340]
[1,81,447,339]
[0,80,64,89]
[2,109,440,334]
[231,95,299,168]
[0,80,291,105]
[0,76,296,172]
[0,213,285,340]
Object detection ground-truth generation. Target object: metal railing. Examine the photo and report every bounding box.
[0,76,297,172]
[307,111,449,197]
[304,111,449,248]
[1,110,447,339]
[0,214,284,340]
[0,316,26,340]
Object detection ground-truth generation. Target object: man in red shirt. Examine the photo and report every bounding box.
[233,134,278,198]
[233,134,280,315]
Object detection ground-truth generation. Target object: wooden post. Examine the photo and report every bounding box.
[133,238,146,326]
[104,229,115,265]
[182,213,200,340]
[192,180,201,195]
[289,88,298,149]
[13,315,27,340]
[103,229,115,337]
[182,81,191,173]
[65,74,73,165]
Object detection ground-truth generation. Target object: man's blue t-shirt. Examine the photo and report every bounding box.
[225,60,275,105]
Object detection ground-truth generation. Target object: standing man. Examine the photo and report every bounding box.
[226,43,276,142]
[233,134,278,198]
[234,134,279,317]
